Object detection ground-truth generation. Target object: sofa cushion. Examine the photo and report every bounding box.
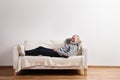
[50,40,64,48]
[19,56,83,69]
[24,40,65,50]
[24,40,54,50]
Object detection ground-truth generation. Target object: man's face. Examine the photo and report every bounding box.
[71,35,77,43]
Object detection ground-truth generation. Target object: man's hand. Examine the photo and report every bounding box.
[53,48,57,52]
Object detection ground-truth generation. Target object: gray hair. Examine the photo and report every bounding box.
[73,34,80,42]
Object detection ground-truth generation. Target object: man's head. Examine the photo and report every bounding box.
[71,34,80,43]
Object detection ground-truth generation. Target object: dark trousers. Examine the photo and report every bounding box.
[25,46,61,57]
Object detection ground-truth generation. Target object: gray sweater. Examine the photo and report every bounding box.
[56,40,78,57]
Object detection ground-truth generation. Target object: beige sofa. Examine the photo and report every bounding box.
[13,40,88,76]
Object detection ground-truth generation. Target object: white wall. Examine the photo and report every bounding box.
[0,0,120,66]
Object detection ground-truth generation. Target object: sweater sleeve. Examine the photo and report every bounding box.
[56,45,77,57]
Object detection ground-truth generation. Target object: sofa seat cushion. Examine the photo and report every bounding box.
[19,56,84,69]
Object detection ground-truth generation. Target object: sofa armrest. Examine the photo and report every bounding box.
[13,46,19,69]
[82,48,88,69]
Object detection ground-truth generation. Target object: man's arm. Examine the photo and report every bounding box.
[56,45,77,57]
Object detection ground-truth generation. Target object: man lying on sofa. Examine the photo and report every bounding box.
[18,34,81,58]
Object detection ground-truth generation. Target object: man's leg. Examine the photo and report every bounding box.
[38,47,60,57]
[25,46,60,57]
[25,47,40,56]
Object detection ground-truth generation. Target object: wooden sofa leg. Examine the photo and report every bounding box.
[84,69,87,76]
[13,69,17,76]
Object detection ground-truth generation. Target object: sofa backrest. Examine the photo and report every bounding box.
[24,40,64,50]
